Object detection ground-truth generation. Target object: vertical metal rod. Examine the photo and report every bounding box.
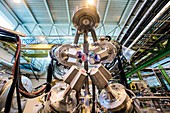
[92,83,95,112]
[152,69,162,87]
[132,63,143,80]
[91,29,97,42]
[91,29,96,112]
[74,30,80,44]
[158,65,170,85]
[83,30,90,113]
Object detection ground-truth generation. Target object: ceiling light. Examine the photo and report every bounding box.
[87,0,95,5]
[13,0,20,3]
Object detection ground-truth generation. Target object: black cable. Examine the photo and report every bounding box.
[5,35,21,113]
[45,59,53,100]
[117,54,128,88]
[16,80,22,113]
[16,50,22,113]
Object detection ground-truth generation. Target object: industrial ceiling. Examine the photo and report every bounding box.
[0,0,136,44]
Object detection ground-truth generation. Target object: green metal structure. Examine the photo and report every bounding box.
[158,65,170,85]
[126,45,170,78]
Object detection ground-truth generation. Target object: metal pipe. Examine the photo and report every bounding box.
[83,30,90,112]
[128,1,170,49]
[123,0,159,46]
[74,30,80,44]
[115,0,139,40]
[158,65,170,85]
[119,0,147,42]
[91,29,97,42]
[126,47,170,77]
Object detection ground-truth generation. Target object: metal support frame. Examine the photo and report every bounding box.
[117,0,131,26]
[83,30,90,112]
[158,65,170,85]
[23,0,46,35]
[124,0,162,47]
[132,63,143,80]
[126,46,170,77]
[13,24,19,31]
[102,0,110,24]
[119,0,147,43]
[113,0,130,37]
[65,0,71,35]
[100,0,110,35]
[43,0,61,43]
[43,0,54,24]
[53,27,62,44]
[22,23,116,27]
[22,44,54,50]
[116,0,140,41]
[107,26,119,36]
[0,0,31,35]
[23,52,48,58]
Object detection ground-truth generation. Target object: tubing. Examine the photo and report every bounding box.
[123,0,160,46]
[128,1,170,49]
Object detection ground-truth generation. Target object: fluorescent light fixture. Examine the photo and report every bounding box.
[13,0,20,3]
[87,0,95,5]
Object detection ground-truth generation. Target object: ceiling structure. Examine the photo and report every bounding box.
[0,0,136,44]
[0,0,170,77]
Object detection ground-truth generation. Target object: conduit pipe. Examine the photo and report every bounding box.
[119,0,148,42]
[128,1,170,49]
[123,0,160,46]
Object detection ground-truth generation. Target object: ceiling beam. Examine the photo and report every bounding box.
[102,0,110,24]
[0,0,31,35]
[22,23,116,27]
[101,0,111,35]
[13,24,19,31]
[43,0,63,43]
[24,35,116,37]
[43,0,54,23]
[65,0,71,35]
[114,0,131,38]
[65,0,71,24]
[117,0,131,26]
[22,23,69,26]
[22,0,46,35]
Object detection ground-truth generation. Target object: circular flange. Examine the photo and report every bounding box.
[72,6,100,31]
[99,83,132,112]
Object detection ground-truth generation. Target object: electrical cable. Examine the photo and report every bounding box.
[45,59,53,100]
[5,35,21,113]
